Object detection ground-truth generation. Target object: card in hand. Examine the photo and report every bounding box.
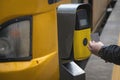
[91,33,100,42]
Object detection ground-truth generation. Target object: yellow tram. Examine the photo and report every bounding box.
[0,0,92,80]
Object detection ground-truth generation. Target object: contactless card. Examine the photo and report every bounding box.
[91,33,100,42]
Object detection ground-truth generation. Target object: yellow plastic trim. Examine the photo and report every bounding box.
[74,28,91,60]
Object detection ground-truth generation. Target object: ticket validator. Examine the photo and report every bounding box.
[57,3,91,80]
[73,4,91,60]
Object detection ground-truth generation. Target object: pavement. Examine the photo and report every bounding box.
[85,55,113,80]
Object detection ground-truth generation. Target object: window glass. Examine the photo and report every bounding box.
[0,17,32,61]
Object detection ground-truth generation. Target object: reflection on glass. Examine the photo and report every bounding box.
[0,20,30,59]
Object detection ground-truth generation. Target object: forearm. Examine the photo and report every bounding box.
[98,45,120,65]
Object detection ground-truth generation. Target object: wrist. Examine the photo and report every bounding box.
[98,46,107,57]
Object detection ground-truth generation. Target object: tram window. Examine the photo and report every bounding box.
[0,16,32,61]
[48,0,60,4]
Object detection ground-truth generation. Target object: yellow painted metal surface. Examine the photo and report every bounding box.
[0,0,71,24]
[0,0,71,80]
[32,10,58,58]
[0,52,59,80]
[0,8,59,80]
[73,28,91,60]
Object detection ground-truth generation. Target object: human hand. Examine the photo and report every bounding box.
[88,41,104,56]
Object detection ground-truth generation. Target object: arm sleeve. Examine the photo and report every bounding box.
[98,45,120,65]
